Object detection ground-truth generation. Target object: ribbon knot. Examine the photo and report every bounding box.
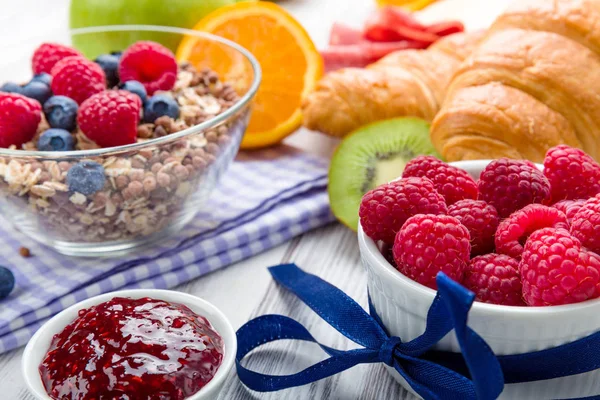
[235,264,600,400]
[379,336,402,366]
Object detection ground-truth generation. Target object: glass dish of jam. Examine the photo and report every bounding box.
[39,297,224,400]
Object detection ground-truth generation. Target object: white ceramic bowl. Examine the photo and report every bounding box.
[21,289,236,400]
[359,160,600,399]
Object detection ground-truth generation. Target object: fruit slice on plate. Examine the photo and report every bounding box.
[176,2,323,149]
[328,117,440,231]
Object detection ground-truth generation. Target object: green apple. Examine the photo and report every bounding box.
[69,0,249,58]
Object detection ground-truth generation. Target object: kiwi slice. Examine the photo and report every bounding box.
[328,117,441,231]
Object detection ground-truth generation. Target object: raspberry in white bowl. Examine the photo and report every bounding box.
[360,146,600,307]
[358,146,600,398]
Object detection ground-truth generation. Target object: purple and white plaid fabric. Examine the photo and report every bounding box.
[0,146,333,354]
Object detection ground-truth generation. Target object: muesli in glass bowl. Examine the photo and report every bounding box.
[0,25,260,256]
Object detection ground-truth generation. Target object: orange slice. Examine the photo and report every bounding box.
[176,1,323,149]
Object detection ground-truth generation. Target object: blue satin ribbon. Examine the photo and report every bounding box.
[235,264,600,399]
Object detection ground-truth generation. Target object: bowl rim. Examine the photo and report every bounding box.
[21,288,237,400]
[3,24,262,159]
[358,159,600,318]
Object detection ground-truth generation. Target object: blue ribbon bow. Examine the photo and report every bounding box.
[235,264,600,400]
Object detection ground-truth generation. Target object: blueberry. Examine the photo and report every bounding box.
[119,80,147,104]
[66,161,106,196]
[94,54,120,88]
[143,95,180,123]
[31,73,52,86]
[0,266,15,300]
[37,128,75,151]
[0,82,23,94]
[22,81,52,105]
[43,96,78,131]
[110,51,122,57]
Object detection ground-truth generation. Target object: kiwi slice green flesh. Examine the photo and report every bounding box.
[328,117,441,231]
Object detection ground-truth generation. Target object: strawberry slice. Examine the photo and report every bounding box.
[425,21,465,36]
[329,22,364,45]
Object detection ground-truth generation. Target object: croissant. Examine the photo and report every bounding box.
[490,0,600,54]
[428,29,485,62]
[301,31,483,137]
[432,0,600,162]
[432,82,582,161]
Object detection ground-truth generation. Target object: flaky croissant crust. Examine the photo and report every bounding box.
[432,0,600,162]
[301,32,483,138]
[431,83,582,162]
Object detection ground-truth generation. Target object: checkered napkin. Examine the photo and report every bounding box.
[0,146,333,354]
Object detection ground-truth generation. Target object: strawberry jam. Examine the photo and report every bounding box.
[39,297,224,400]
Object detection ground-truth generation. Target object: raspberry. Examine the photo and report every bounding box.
[521,160,539,170]
[32,43,83,75]
[495,204,569,259]
[448,199,499,256]
[521,228,600,306]
[51,57,106,104]
[77,90,141,148]
[463,254,524,306]
[119,41,177,95]
[0,93,42,148]
[571,194,600,254]
[359,177,448,244]
[478,158,551,218]
[402,156,478,205]
[393,214,470,289]
[552,199,586,224]
[543,145,600,201]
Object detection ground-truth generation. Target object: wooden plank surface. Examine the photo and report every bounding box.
[217,224,416,400]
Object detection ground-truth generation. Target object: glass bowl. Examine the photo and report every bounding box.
[0,25,261,256]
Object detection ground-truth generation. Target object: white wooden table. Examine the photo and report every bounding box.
[0,0,511,398]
